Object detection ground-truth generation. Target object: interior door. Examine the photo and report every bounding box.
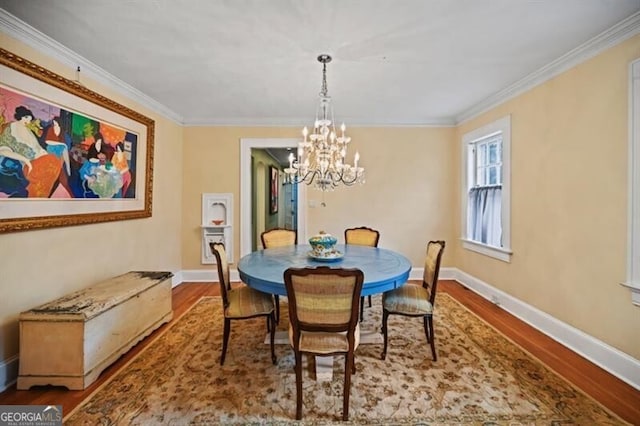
[283,182,297,230]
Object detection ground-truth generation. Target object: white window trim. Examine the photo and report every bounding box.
[461,238,512,262]
[623,59,640,305]
[461,115,512,262]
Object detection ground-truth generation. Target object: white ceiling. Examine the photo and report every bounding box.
[1,1,640,126]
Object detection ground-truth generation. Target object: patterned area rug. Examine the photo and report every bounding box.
[65,293,626,425]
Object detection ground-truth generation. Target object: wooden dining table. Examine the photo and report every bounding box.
[238,243,412,380]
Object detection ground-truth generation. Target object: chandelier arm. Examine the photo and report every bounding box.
[295,169,320,186]
[332,169,362,186]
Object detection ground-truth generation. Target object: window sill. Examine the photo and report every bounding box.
[461,239,512,263]
[620,282,640,306]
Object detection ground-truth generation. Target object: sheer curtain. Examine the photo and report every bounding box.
[468,186,502,247]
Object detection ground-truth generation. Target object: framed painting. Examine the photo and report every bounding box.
[269,165,278,214]
[0,48,154,233]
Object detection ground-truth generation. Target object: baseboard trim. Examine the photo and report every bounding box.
[171,271,184,287]
[2,266,637,393]
[0,355,19,393]
[180,269,240,283]
[451,268,640,391]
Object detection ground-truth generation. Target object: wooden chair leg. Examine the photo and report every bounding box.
[368,295,372,307]
[381,309,389,360]
[427,315,437,361]
[295,351,303,420]
[423,316,430,343]
[269,313,277,365]
[220,318,231,365]
[343,352,353,421]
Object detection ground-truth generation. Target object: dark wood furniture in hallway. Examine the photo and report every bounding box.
[1,280,638,424]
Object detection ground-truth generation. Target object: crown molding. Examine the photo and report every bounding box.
[0,9,184,124]
[0,7,453,128]
[456,11,640,125]
[182,117,457,127]
[2,8,639,128]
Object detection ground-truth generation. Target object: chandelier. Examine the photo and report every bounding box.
[284,54,365,192]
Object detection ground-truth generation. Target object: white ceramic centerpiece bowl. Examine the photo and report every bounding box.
[309,232,338,258]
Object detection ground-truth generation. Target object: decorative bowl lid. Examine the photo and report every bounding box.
[309,231,337,247]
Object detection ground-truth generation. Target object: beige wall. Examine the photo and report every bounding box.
[0,37,184,360]
[305,127,455,264]
[2,29,640,375]
[454,34,640,359]
[181,126,456,270]
[181,127,297,269]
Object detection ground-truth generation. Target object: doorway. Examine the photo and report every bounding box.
[282,179,297,230]
[240,138,307,257]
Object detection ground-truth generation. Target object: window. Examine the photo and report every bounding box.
[461,115,512,262]
[474,136,502,187]
[467,133,502,247]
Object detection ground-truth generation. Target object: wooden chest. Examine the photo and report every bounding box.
[17,271,173,390]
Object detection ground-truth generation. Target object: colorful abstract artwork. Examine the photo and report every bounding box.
[0,86,137,199]
[0,49,154,233]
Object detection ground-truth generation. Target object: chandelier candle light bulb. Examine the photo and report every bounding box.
[284,54,365,192]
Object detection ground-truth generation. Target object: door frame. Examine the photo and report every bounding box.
[240,138,307,257]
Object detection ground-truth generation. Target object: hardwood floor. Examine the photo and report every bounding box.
[443,281,640,424]
[1,280,639,424]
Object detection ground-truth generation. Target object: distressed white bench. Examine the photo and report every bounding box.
[17,271,173,390]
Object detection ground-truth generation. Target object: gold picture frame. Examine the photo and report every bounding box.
[0,48,154,233]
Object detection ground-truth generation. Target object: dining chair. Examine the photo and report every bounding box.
[381,240,445,361]
[284,266,364,421]
[261,227,297,323]
[210,242,277,366]
[344,226,380,321]
[261,227,298,248]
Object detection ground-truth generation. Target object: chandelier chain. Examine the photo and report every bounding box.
[320,61,328,98]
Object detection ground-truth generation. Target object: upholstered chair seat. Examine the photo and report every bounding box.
[382,285,432,315]
[226,286,276,318]
[289,325,361,354]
